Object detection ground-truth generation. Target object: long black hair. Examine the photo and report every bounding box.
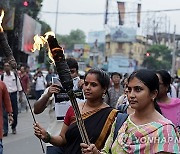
[128,69,162,114]
[156,70,171,93]
[84,68,110,93]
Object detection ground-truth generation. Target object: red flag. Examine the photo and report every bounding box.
[117,2,125,25]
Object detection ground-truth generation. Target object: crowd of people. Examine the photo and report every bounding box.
[0,28,180,154]
[32,67,180,154]
[0,57,180,154]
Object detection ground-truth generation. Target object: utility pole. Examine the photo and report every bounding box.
[171,25,176,77]
[54,0,59,34]
[92,39,98,67]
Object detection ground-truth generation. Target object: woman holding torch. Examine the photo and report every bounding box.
[34,68,118,153]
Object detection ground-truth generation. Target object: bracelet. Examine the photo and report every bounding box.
[44,132,51,143]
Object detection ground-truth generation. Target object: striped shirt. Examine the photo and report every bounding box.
[102,115,180,154]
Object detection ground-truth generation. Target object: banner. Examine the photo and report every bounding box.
[110,27,136,42]
[21,14,41,53]
[88,31,105,43]
[117,2,125,25]
[137,4,141,27]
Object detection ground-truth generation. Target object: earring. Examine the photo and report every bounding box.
[102,93,106,99]
[152,98,155,102]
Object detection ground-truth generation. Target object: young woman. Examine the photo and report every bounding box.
[81,69,180,154]
[33,68,118,153]
[156,70,180,129]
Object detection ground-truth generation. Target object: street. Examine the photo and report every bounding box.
[3,99,63,154]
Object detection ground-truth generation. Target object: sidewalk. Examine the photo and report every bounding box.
[3,99,63,154]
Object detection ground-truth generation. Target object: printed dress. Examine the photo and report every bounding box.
[102,115,180,154]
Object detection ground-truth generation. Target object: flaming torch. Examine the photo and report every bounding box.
[0,10,4,28]
[47,35,90,144]
[0,10,45,153]
[32,33,90,145]
[0,10,17,69]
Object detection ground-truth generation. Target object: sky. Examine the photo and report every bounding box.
[38,0,180,36]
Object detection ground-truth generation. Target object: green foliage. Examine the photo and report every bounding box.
[56,29,86,50]
[142,45,172,70]
[0,1,9,9]
[7,0,43,19]
[38,20,51,34]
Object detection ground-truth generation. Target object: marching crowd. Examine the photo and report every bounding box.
[0,31,180,154]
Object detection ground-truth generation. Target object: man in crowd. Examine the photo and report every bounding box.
[0,80,13,153]
[1,62,22,135]
[19,65,30,112]
[46,68,56,87]
[104,72,124,108]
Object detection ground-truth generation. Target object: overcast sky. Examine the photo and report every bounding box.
[38,0,180,36]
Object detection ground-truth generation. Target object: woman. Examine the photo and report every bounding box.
[81,69,180,154]
[156,70,180,128]
[34,68,118,153]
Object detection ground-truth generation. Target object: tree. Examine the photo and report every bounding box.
[56,29,86,50]
[8,0,43,19]
[142,45,172,70]
[39,20,51,34]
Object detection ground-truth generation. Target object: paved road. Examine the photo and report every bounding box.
[3,99,63,154]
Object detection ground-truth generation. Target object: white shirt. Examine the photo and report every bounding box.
[1,71,22,93]
[167,84,177,98]
[39,88,62,147]
[35,76,46,91]
[54,76,85,119]
[40,76,85,146]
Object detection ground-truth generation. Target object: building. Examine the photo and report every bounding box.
[105,28,146,66]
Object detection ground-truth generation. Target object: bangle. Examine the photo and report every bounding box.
[44,132,51,143]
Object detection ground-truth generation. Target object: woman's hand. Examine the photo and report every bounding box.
[80,143,100,154]
[33,123,47,141]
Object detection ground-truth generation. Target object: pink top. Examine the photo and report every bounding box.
[158,98,180,127]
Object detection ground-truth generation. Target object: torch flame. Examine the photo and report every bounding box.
[0,10,5,32]
[31,31,58,63]
[31,34,47,52]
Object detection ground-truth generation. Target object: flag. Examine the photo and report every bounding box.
[117,2,125,25]
[137,4,141,27]
[104,0,109,24]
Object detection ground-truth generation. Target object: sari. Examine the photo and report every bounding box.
[64,107,118,154]
[102,115,180,154]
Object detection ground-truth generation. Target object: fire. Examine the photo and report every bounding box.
[31,31,56,63]
[31,34,46,52]
[0,10,4,31]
